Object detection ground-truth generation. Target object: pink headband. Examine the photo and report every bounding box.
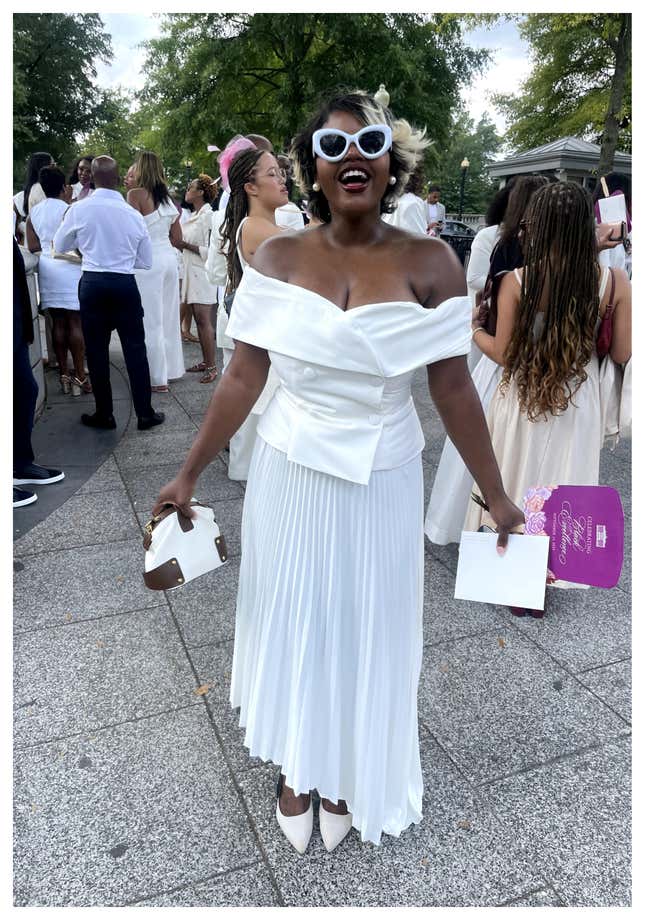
[218,136,257,192]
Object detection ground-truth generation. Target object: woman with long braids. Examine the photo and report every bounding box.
[426,175,548,545]
[177,174,219,383]
[466,181,631,612]
[153,91,523,852]
[217,144,289,480]
[128,151,185,392]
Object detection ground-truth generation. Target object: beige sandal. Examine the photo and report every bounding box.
[199,366,218,384]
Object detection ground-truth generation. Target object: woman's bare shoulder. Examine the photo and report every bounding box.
[402,235,467,307]
[251,229,310,281]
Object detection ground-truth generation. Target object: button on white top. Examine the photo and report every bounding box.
[303,366,316,379]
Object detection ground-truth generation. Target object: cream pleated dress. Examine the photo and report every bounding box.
[425,351,501,545]
[225,266,471,845]
[463,268,611,583]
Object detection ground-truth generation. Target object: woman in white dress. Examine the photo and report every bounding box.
[153,92,523,852]
[176,175,219,383]
[128,151,185,393]
[69,155,94,201]
[466,182,631,613]
[217,146,289,480]
[25,165,88,394]
[426,176,549,545]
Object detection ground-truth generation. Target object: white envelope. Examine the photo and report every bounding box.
[455,532,550,609]
[598,194,627,224]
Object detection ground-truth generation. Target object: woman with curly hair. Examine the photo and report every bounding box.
[128,150,184,392]
[177,173,219,383]
[153,91,522,852]
[467,181,631,607]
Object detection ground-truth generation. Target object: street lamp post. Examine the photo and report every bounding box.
[458,157,469,221]
[374,84,390,108]
[183,159,193,187]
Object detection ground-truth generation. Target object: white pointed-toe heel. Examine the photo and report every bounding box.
[276,774,313,855]
[319,798,353,852]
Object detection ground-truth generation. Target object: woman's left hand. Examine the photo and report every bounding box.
[487,494,525,555]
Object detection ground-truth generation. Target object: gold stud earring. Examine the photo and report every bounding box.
[312,181,320,192]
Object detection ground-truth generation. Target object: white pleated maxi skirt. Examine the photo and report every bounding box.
[230,436,425,846]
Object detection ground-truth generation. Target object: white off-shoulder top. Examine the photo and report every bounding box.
[225,266,471,484]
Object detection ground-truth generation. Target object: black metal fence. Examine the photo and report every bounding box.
[441,233,473,268]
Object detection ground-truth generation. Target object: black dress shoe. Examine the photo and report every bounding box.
[137,411,165,431]
[81,412,117,430]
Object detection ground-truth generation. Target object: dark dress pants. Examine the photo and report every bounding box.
[79,271,153,420]
[13,341,38,472]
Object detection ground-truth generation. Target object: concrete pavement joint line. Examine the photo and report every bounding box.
[13,603,169,636]
[474,733,631,789]
[498,614,632,715]
[577,656,631,674]
[571,678,631,726]
[13,701,204,752]
[418,721,473,786]
[497,884,563,907]
[14,535,142,560]
[194,690,286,907]
[423,624,505,650]
[548,881,569,907]
[122,859,265,906]
[160,590,286,907]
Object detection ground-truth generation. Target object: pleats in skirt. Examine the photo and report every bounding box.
[230,436,425,845]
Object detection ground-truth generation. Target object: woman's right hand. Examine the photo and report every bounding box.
[152,474,197,519]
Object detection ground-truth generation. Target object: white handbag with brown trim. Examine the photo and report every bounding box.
[143,501,228,591]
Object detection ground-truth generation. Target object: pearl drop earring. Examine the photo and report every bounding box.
[388,176,396,186]
[312,181,320,192]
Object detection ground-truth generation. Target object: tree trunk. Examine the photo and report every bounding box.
[598,14,631,175]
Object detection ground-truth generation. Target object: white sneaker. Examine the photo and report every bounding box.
[276,775,313,855]
[319,798,353,852]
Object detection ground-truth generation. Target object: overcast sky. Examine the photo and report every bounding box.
[95,14,532,139]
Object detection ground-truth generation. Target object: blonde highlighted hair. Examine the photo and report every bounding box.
[133,150,170,208]
[290,90,430,223]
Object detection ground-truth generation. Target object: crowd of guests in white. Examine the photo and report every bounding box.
[12,92,632,854]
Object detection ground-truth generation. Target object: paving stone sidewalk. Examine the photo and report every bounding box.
[13,340,631,907]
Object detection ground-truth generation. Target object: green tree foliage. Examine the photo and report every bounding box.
[138,13,489,175]
[13,14,113,185]
[493,14,631,166]
[427,110,501,215]
[79,90,143,175]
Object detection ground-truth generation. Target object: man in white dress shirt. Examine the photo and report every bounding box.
[425,185,446,237]
[54,156,164,431]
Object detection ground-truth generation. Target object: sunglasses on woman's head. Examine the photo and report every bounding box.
[312,124,392,162]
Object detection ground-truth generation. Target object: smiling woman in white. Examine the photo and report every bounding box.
[153,92,523,854]
[225,267,470,845]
